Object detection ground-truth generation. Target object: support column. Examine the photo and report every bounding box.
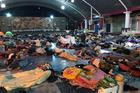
[136,20,139,31]
[89,7,93,30]
[124,11,131,31]
[84,19,88,29]
[91,7,93,23]
[136,16,140,31]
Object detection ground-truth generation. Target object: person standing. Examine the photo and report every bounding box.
[81,33,86,46]
[94,23,100,35]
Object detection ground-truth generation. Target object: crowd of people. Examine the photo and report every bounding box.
[0,32,102,93]
[1,32,139,70]
[0,32,140,93]
[0,33,99,70]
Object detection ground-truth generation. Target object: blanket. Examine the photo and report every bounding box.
[58,52,78,61]
[0,68,51,91]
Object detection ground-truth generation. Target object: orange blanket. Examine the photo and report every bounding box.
[58,52,78,61]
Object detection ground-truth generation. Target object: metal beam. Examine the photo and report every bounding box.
[66,2,86,19]
[91,6,93,21]
[1,2,75,21]
[82,0,101,16]
[118,0,128,11]
[58,0,86,19]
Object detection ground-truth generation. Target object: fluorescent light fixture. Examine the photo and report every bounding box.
[61,5,65,10]
[94,15,100,18]
[1,3,6,8]
[6,13,12,17]
[71,0,74,3]
[50,15,54,19]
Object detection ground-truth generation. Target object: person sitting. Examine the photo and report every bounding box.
[0,40,5,59]
[34,39,41,47]
[5,53,20,70]
[28,42,36,55]
[6,53,16,66]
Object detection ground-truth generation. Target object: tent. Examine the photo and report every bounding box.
[5,31,13,37]
[0,32,4,36]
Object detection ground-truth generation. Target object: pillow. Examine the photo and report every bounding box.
[35,70,51,85]
[3,71,14,82]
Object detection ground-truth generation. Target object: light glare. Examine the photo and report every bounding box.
[61,5,65,10]
[6,13,12,17]
[71,0,74,3]
[1,3,6,8]
[50,15,54,19]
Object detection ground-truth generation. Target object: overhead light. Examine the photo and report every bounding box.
[50,15,54,19]
[71,0,74,3]
[1,3,6,8]
[66,30,70,33]
[6,13,12,17]
[61,5,65,10]
[0,0,3,2]
[94,15,100,18]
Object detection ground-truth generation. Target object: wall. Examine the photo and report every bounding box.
[112,15,125,32]
[110,12,138,32]
[0,17,67,31]
[135,15,140,31]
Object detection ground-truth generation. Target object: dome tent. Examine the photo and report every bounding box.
[5,31,13,37]
[0,32,4,36]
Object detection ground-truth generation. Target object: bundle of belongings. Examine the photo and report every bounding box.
[94,53,140,78]
[36,47,46,55]
[57,36,69,48]
[124,42,140,50]
[119,60,140,77]
[62,65,118,91]
[54,48,63,54]
[0,67,51,91]
[58,52,78,62]
[75,47,99,59]
[57,35,76,49]
[132,47,140,57]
